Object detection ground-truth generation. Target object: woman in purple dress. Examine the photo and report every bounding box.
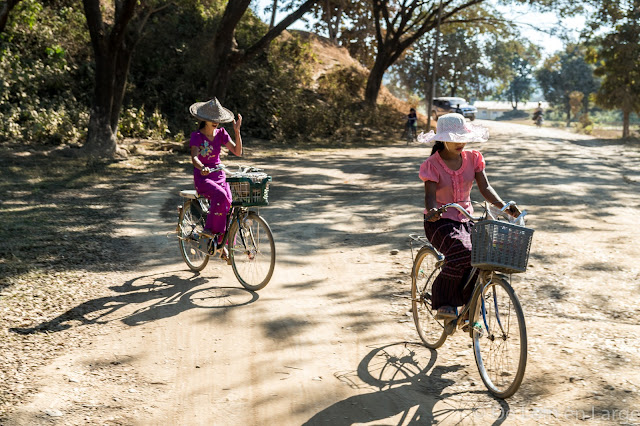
[188,98,243,257]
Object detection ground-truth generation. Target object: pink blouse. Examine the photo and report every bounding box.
[419,150,485,222]
[189,128,230,168]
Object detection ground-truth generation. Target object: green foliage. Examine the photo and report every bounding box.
[0,0,410,147]
[227,37,368,142]
[126,2,327,142]
[118,106,170,140]
[0,0,92,146]
[225,32,320,141]
[589,20,640,115]
[495,109,529,120]
[536,44,598,123]
[491,38,540,109]
[582,0,640,137]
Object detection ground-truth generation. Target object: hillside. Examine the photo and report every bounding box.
[291,30,432,135]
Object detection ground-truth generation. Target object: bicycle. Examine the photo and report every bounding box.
[404,122,417,144]
[176,165,276,291]
[533,112,544,128]
[409,201,533,398]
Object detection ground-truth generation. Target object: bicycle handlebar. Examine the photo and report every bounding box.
[425,203,481,222]
[425,201,525,223]
[206,164,264,174]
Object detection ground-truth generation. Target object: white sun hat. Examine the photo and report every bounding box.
[417,113,489,144]
[189,97,234,123]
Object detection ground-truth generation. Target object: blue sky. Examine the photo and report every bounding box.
[250,0,586,58]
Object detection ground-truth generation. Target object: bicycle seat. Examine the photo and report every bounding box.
[179,190,198,199]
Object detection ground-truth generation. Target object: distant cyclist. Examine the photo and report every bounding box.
[532,102,544,127]
[406,108,418,141]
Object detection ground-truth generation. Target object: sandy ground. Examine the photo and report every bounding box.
[4,120,640,425]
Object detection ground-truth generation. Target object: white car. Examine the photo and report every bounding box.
[432,97,477,121]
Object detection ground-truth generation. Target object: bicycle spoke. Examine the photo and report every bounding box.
[230,212,275,291]
[411,247,447,348]
[473,278,527,398]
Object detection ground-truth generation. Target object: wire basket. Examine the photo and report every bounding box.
[226,172,272,206]
[471,220,534,274]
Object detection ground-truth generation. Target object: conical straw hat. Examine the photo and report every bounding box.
[189,98,234,123]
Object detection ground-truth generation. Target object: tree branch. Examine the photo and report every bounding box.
[0,0,21,33]
[243,0,317,59]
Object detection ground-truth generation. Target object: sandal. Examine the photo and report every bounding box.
[435,306,457,320]
[219,246,229,261]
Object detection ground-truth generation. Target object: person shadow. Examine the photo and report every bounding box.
[10,270,258,335]
[303,342,510,425]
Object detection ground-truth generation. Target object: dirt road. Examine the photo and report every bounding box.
[6,121,640,425]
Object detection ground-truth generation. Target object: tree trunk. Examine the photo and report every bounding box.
[207,0,251,101]
[364,54,388,108]
[622,109,630,138]
[110,42,136,132]
[84,52,118,157]
[208,0,316,102]
[85,107,118,157]
[269,0,278,29]
[81,0,149,158]
[0,0,20,33]
[209,60,240,102]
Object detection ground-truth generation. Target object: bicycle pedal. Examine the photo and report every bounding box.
[459,319,470,331]
[444,319,456,336]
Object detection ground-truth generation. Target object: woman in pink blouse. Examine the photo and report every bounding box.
[418,113,520,319]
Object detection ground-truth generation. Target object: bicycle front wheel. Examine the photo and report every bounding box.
[178,200,210,272]
[472,276,527,398]
[411,246,447,349]
[228,211,275,291]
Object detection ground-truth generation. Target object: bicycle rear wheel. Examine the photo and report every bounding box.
[472,276,527,398]
[228,211,275,291]
[178,200,210,271]
[411,246,447,349]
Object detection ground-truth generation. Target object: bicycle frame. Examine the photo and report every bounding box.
[417,201,522,339]
[411,201,528,398]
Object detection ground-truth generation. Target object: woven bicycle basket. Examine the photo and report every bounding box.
[226,172,271,206]
[470,220,534,274]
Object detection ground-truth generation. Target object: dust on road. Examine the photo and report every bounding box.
[6,121,640,425]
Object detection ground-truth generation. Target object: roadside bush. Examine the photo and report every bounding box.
[0,0,92,146]
[2,0,406,148]
[118,106,170,140]
[226,32,318,141]
[495,109,529,120]
[577,112,594,134]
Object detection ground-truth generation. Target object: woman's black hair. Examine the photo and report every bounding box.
[198,121,206,129]
[431,141,445,156]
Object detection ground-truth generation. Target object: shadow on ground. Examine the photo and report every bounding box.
[10,270,258,334]
[303,342,510,425]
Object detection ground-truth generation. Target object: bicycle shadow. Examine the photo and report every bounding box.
[10,270,258,334]
[304,342,510,425]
